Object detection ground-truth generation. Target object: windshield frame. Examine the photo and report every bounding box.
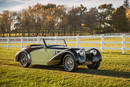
[43,38,67,48]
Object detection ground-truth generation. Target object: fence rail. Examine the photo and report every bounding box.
[0,34,130,54]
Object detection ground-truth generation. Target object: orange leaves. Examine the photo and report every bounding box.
[81,24,85,27]
[47,15,53,21]
[126,8,130,19]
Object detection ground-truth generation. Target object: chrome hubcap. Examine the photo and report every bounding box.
[20,53,27,66]
[65,56,74,71]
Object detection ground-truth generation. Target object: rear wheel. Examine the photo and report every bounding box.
[87,61,100,69]
[19,52,30,67]
[63,54,77,72]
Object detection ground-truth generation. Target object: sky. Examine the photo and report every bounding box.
[0,0,128,13]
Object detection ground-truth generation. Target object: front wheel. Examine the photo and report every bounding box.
[63,54,78,72]
[19,52,30,67]
[87,61,100,69]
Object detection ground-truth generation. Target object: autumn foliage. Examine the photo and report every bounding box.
[0,2,129,36]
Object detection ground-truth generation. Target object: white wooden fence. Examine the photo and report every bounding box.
[0,35,130,54]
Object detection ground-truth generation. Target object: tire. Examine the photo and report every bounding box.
[63,54,78,72]
[87,61,100,69]
[19,52,30,67]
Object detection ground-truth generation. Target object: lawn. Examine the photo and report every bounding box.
[0,47,130,87]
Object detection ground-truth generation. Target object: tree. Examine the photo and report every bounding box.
[63,5,87,35]
[0,10,12,36]
[124,0,129,8]
[21,10,32,36]
[83,8,98,34]
[98,4,114,33]
[22,3,66,36]
[111,6,128,32]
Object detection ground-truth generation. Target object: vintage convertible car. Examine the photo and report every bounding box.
[15,38,102,72]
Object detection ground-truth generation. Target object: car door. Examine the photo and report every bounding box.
[30,48,55,65]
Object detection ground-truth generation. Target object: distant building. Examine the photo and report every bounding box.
[10,16,21,31]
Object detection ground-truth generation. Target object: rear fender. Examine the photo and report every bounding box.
[48,50,78,66]
[15,49,31,64]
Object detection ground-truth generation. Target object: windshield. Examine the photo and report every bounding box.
[44,39,67,47]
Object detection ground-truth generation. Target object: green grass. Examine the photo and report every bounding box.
[0,47,130,87]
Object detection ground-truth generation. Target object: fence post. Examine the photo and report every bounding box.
[37,36,40,43]
[7,37,10,50]
[122,34,125,54]
[55,36,58,44]
[76,35,79,48]
[101,34,104,52]
[21,37,23,48]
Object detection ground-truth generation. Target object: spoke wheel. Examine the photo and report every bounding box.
[19,52,30,67]
[63,54,77,72]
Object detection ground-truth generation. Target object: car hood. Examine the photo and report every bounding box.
[47,46,80,50]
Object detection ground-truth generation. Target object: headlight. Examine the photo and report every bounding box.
[77,48,86,57]
[90,49,97,55]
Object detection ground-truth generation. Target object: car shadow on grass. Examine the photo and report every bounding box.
[77,67,130,79]
[30,65,130,79]
[30,65,65,71]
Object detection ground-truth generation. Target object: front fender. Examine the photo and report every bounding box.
[86,48,102,62]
